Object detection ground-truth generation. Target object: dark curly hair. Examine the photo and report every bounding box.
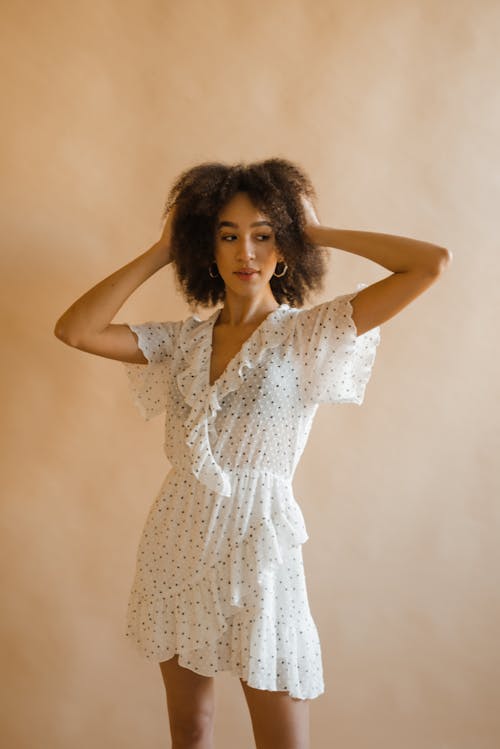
[162,157,328,309]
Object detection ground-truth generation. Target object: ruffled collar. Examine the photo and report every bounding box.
[206,303,293,388]
[175,303,294,496]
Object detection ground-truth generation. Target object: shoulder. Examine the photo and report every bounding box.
[174,308,219,356]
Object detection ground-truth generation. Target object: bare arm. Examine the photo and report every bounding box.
[54,212,174,364]
[310,226,452,336]
[300,196,452,336]
[306,224,450,274]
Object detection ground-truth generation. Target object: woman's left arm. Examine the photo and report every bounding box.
[302,197,453,336]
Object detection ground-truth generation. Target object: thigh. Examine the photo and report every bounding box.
[240,678,310,749]
[159,655,215,727]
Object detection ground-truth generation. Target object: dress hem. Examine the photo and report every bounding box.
[125,634,325,700]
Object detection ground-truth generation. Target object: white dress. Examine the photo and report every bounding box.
[121,284,380,700]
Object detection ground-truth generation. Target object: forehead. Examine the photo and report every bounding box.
[218,191,269,219]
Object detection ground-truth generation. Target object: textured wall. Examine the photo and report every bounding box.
[1,0,498,747]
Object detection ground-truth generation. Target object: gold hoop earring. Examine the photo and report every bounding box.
[208,262,220,279]
[273,261,288,278]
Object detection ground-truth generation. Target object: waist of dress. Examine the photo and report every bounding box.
[169,453,293,488]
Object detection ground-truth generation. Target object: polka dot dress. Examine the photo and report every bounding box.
[121,284,381,700]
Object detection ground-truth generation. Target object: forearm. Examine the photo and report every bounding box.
[306,225,450,274]
[54,240,171,344]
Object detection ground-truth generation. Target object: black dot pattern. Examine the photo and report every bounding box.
[292,285,381,406]
[121,287,380,700]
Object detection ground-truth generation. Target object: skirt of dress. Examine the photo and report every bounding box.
[124,463,325,700]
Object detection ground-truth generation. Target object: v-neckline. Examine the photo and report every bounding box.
[206,304,286,389]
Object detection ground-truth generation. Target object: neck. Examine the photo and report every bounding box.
[217,291,280,327]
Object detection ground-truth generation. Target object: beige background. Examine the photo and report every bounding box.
[1,1,499,747]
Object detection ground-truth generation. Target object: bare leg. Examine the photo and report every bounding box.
[240,677,310,749]
[159,655,215,749]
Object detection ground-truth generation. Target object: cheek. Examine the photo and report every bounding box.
[214,244,236,275]
[261,245,281,265]
[214,242,227,263]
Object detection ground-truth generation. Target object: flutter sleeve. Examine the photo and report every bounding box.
[121,320,180,421]
[293,284,381,406]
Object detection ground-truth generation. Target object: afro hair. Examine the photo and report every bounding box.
[162,157,328,309]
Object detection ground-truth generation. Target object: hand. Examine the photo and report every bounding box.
[158,203,177,253]
[300,194,321,227]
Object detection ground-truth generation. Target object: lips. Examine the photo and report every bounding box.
[234,269,259,277]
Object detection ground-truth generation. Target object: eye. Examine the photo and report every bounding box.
[220,233,272,242]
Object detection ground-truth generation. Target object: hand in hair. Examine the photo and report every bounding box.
[159,202,177,254]
[301,194,321,227]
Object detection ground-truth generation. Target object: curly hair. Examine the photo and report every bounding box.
[162,157,328,309]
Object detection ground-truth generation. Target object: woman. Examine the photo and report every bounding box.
[54,158,451,749]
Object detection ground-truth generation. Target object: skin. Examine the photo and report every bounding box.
[159,655,310,749]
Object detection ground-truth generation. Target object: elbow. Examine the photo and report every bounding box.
[54,318,80,347]
[53,318,64,340]
[436,247,453,272]
[426,247,453,276]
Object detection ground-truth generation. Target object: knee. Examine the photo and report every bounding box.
[170,710,214,747]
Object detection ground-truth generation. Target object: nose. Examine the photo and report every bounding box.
[236,236,256,260]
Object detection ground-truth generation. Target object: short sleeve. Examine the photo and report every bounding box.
[293,284,381,406]
[121,321,180,421]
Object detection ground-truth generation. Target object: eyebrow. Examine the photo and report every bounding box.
[217,220,272,229]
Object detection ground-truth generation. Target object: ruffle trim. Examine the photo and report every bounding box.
[324,282,381,406]
[126,469,309,640]
[176,304,294,496]
[304,283,380,405]
[122,323,169,421]
[125,501,319,697]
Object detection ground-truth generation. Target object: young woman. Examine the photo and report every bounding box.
[54,158,451,749]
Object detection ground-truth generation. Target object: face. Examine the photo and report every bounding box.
[214,192,284,299]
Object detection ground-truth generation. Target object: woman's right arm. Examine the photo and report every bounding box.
[54,213,174,364]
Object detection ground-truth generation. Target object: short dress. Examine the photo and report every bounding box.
[121,284,380,700]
